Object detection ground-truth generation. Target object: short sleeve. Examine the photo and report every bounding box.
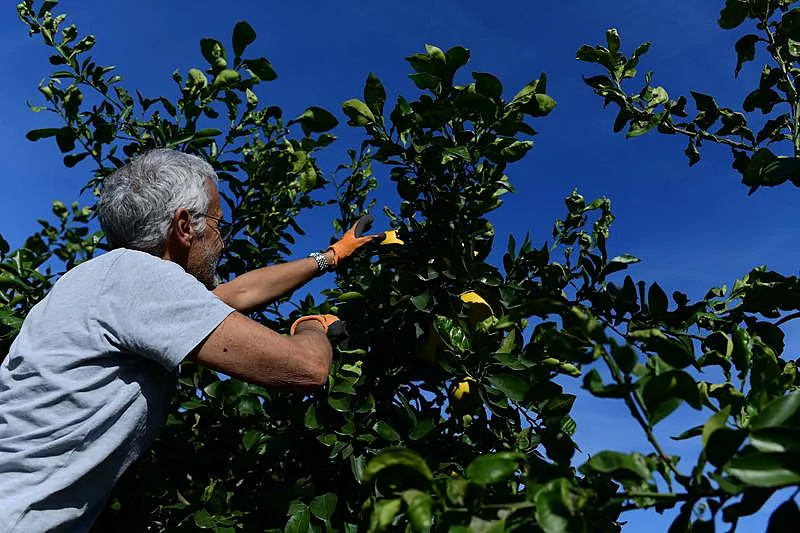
[95,249,235,370]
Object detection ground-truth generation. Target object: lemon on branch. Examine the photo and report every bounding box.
[449,377,481,413]
[380,229,404,246]
[459,291,494,325]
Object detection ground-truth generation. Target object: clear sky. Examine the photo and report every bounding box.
[2,1,798,530]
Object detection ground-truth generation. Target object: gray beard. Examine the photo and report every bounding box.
[196,246,221,290]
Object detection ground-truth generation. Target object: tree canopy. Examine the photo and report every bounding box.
[3,0,800,531]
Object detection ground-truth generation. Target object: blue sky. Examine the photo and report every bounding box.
[2,1,798,530]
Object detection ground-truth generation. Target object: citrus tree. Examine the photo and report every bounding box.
[3,1,800,531]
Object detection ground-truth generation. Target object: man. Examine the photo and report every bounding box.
[0,149,382,531]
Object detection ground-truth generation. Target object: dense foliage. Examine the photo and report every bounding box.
[2,0,800,531]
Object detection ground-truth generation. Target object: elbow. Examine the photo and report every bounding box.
[306,365,330,388]
[307,348,333,387]
[294,341,333,389]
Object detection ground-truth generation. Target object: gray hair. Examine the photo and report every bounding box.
[98,149,218,254]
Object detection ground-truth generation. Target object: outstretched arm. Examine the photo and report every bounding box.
[212,250,335,314]
[212,216,384,314]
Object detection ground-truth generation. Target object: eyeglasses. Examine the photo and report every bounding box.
[195,213,233,243]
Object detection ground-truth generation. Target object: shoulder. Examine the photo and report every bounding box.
[103,248,186,277]
[96,248,201,296]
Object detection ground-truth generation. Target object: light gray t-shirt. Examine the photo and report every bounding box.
[0,248,235,532]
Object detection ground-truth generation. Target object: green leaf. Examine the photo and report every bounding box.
[200,38,226,66]
[648,335,695,369]
[685,138,701,166]
[364,448,433,481]
[373,421,401,442]
[213,69,241,86]
[576,45,613,68]
[726,452,800,488]
[583,368,634,399]
[735,35,760,77]
[751,427,800,453]
[606,28,621,54]
[242,430,261,450]
[25,128,63,141]
[64,153,89,168]
[310,493,337,521]
[535,478,576,533]
[499,140,533,162]
[401,489,433,530]
[232,21,256,59]
[488,372,531,402]
[336,291,365,301]
[409,418,436,440]
[790,38,800,58]
[434,315,471,353]
[298,166,317,192]
[364,73,386,118]
[703,405,731,447]
[672,425,704,441]
[781,8,800,41]
[342,98,376,126]
[291,106,339,134]
[731,326,752,377]
[243,57,277,81]
[721,487,775,522]
[751,393,800,430]
[246,87,258,108]
[408,72,441,92]
[445,45,471,71]
[707,428,747,468]
[465,451,525,485]
[718,0,749,29]
[756,156,800,189]
[648,282,668,317]
[304,404,319,429]
[350,454,366,483]
[195,128,222,138]
[527,93,557,117]
[473,72,503,100]
[466,517,507,533]
[584,451,651,481]
[767,498,800,533]
[511,76,543,104]
[285,506,311,533]
[410,292,432,311]
[611,343,637,375]
[327,395,350,412]
[369,499,402,533]
[188,68,208,87]
[192,509,215,529]
[642,370,701,425]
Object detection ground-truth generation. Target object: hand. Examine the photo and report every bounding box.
[326,215,385,268]
[290,314,350,348]
[290,314,340,335]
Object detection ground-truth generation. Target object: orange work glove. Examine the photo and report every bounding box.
[290,314,349,347]
[326,215,385,268]
[290,314,340,335]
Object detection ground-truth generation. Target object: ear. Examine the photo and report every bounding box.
[170,208,195,249]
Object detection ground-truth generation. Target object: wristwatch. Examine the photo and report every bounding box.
[308,251,332,273]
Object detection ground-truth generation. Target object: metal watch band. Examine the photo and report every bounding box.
[308,251,331,273]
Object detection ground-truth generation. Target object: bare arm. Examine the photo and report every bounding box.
[212,250,335,314]
[189,311,333,389]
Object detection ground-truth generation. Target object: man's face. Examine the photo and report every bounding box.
[187,179,225,290]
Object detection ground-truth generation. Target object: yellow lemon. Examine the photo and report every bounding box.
[449,378,481,413]
[380,230,405,246]
[459,291,494,325]
[415,328,440,362]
